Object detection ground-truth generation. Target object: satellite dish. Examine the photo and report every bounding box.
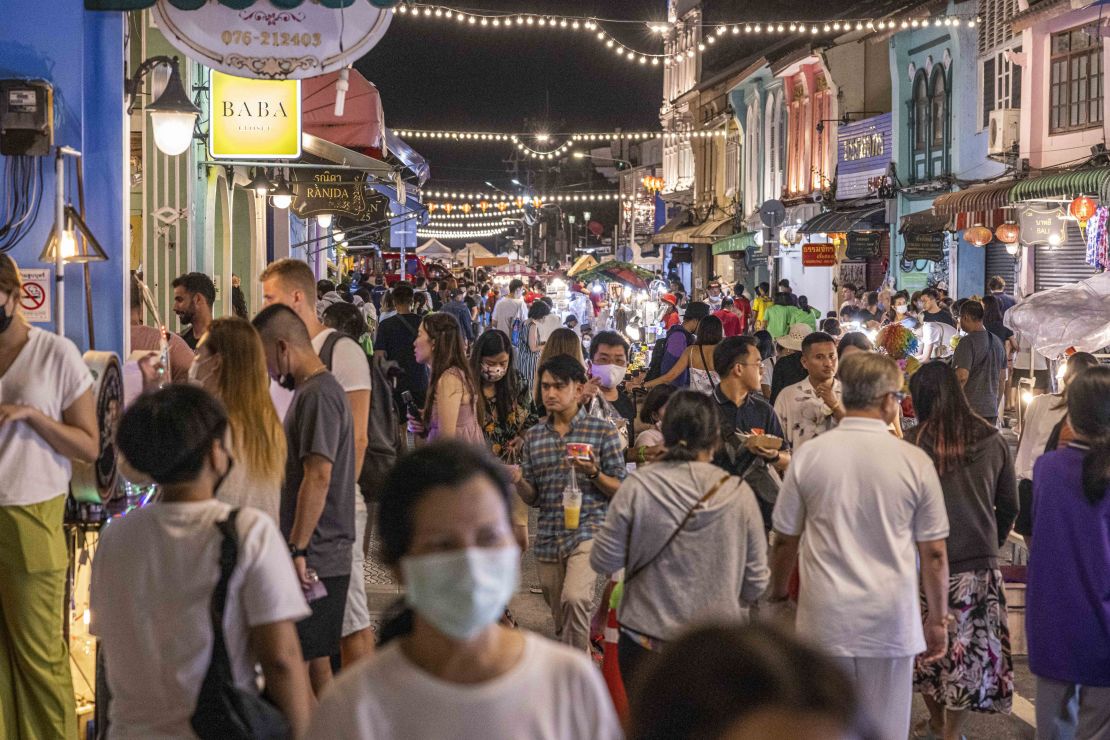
[759,199,786,228]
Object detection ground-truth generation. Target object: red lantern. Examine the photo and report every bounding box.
[1070,195,1097,223]
[995,222,1019,244]
[964,224,993,247]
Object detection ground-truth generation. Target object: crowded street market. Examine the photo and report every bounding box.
[1,0,1109,738]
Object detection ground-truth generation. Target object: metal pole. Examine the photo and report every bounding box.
[54,150,65,337]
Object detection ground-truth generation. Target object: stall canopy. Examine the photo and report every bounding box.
[458,242,494,260]
[384,128,431,186]
[799,204,887,234]
[416,239,453,257]
[1005,271,1110,355]
[712,231,760,256]
[302,70,385,156]
[567,254,599,276]
[575,260,654,290]
[1007,167,1110,203]
[493,262,538,277]
[898,211,952,234]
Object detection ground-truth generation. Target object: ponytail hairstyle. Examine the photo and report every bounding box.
[376,441,513,644]
[660,390,721,462]
[1065,366,1110,504]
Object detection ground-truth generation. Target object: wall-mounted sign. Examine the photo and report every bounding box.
[19,268,50,323]
[836,113,893,200]
[846,231,883,259]
[902,232,945,262]
[1018,205,1068,246]
[802,242,837,266]
[209,71,301,159]
[291,169,369,220]
[153,0,393,80]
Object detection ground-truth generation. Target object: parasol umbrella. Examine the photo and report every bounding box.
[493,262,538,277]
[1005,271,1110,356]
[577,260,655,291]
[416,239,454,257]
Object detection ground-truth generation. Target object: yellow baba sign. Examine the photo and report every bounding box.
[209,71,301,159]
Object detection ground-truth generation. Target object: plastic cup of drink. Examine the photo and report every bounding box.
[563,487,582,529]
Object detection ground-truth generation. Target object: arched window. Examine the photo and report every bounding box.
[913,71,929,152]
[930,68,948,149]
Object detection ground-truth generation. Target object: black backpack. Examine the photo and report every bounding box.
[319,333,400,501]
[645,325,693,382]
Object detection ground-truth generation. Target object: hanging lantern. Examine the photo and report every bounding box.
[498,202,509,212]
[1069,195,1097,224]
[994,222,1019,244]
[532,197,543,208]
[479,201,490,212]
[443,203,454,213]
[427,203,438,213]
[515,197,525,208]
[964,224,993,247]
[461,203,472,214]
[1005,242,1020,256]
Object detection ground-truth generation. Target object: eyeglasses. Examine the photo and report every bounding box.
[886,390,906,402]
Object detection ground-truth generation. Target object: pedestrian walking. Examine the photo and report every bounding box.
[515,301,546,399]
[441,285,475,343]
[768,323,811,404]
[532,327,586,416]
[627,624,868,740]
[952,300,1007,425]
[774,331,844,449]
[590,391,769,686]
[630,384,675,464]
[172,271,215,349]
[0,255,97,739]
[253,304,355,696]
[908,361,1018,739]
[516,355,627,650]
[189,317,287,523]
[308,442,621,739]
[1027,366,1110,739]
[95,385,312,737]
[638,315,723,394]
[768,352,951,740]
[374,282,427,414]
[409,312,484,444]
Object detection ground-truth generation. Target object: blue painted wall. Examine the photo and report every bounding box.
[0,0,126,355]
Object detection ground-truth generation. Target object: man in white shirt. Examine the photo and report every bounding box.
[773,331,845,449]
[259,258,375,667]
[492,279,528,339]
[767,352,950,740]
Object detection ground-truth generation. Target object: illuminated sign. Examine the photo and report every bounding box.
[209,71,301,160]
[836,113,892,200]
[802,242,837,267]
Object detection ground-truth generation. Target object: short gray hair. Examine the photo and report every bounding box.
[839,352,902,410]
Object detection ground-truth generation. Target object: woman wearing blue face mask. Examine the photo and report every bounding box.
[308,441,621,739]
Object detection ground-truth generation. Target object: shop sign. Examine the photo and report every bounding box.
[18,268,50,323]
[902,232,945,262]
[152,0,393,80]
[802,242,836,267]
[209,71,300,159]
[1018,205,1067,246]
[836,113,892,200]
[846,231,883,259]
[290,169,369,220]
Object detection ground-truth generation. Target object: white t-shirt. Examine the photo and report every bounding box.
[313,328,371,394]
[308,631,621,740]
[491,296,527,337]
[0,328,93,505]
[537,313,563,343]
[772,417,949,658]
[760,357,775,389]
[1014,393,1067,480]
[90,501,310,739]
[921,322,957,359]
[1012,331,1048,370]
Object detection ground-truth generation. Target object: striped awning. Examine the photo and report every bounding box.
[687,213,734,244]
[1008,168,1110,203]
[932,181,1015,215]
[87,0,391,8]
[898,210,952,234]
[798,204,886,235]
[712,231,760,256]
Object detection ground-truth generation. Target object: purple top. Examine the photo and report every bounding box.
[1027,444,1110,686]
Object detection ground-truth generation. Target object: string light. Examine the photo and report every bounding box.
[510,136,574,159]
[429,207,525,220]
[395,128,727,143]
[424,190,620,207]
[393,4,977,68]
[417,226,510,239]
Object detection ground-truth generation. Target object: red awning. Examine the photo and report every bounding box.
[301,69,385,157]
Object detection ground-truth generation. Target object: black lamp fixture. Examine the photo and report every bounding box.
[269,170,294,209]
[247,168,274,197]
[126,56,202,156]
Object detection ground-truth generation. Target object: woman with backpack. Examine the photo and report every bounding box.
[589,391,769,686]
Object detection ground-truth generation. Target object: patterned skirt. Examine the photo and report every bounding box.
[913,568,1014,713]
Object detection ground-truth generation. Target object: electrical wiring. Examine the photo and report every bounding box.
[0,155,44,254]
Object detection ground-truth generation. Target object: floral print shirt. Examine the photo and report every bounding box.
[773,378,842,450]
[481,370,539,461]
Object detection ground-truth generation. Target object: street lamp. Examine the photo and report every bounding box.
[125,56,202,156]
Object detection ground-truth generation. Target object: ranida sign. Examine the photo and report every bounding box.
[209,70,301,159]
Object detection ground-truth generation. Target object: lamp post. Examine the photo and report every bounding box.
[125,56,201,156]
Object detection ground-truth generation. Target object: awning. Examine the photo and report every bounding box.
[686,213,734,244]
[303,70,384,155]
[799,204,887,235]
[651,211,692,244]
[384,129,431,186]
[302,133,393,179]
[932,181,1014,215]
[87,0,383,8]
[1008,167,1110,203]
[712,231,760,256]
[898,211,952,234]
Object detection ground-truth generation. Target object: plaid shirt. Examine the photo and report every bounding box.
[521,407,627,562]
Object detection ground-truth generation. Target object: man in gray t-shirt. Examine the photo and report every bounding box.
[952,301,1006,422]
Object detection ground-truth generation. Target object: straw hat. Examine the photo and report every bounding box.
[777,323,814,352]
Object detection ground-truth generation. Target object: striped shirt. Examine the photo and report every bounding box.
[521,407,627,562]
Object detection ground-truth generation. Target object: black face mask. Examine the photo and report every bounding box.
[0,296,14,334]
[276,348,295,390]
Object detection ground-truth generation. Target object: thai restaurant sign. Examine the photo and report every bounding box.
[802,242,837,267]
[836,113,893,200]
[153,0,393,80]
[1017,205,1068,246]
[290,168,370,220]
[209,71,301,159]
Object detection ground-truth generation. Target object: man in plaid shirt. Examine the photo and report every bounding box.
[515,355,626,649]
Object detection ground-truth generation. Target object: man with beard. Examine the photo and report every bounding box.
[171,272,215,350]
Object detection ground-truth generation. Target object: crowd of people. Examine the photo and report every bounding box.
[0,249,1107,739]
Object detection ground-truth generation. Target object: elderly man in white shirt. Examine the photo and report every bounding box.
[773,331,845,449]
[767,352,950,740]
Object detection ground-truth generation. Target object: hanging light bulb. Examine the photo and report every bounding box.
[269,172,294,210]
[316,213,333,229]
[142,57,202,157]
[247,168,273,197]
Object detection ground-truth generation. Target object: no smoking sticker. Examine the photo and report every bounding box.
[19,268,51,323]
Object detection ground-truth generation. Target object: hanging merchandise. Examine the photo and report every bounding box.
[1085,206,1109,270]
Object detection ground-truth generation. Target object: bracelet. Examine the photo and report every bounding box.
[769,451,781,464]
[637,445,647,465]
[587,468,600,480]
[288,543,308,559]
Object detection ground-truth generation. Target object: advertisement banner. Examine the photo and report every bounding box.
[836,113,893,200]
[802,242,837,267]
[209,71,301,159]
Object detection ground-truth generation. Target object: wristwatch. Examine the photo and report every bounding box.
[288,543,308,559]
[587,468,600,480]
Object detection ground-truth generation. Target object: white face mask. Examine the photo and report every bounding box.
[895,304,908,314]
[401,546,520,640]
[590,363,627,389]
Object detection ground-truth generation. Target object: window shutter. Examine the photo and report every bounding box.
[1012,56,1022,109]
[983,55,996,128]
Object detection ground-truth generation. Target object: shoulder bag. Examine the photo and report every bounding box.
[190,510,291,740]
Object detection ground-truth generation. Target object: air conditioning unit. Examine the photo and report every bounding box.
[988,109,1020,155]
